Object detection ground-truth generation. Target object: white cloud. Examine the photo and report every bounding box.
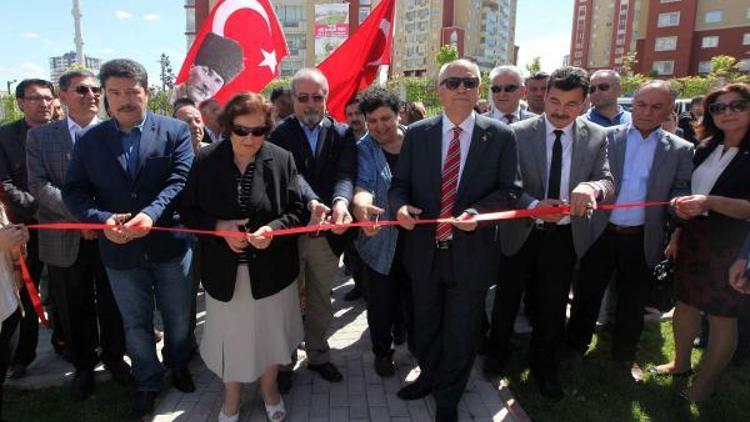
[143,13,160,21]
[19,62,46,79]
[517,35,570,74]
[103,48,115,55]
[19,32,40,39]
[115,10,133,19]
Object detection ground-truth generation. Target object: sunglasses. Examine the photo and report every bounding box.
[491,84,520,94]
[589,83,611,93]
[295,94,325,104]
[708,99,750,115]
[73,85,102,96]
[440,77,480,90]
[231,124,270,137]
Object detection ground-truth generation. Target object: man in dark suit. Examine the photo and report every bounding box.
[62,59,195,419]
[566,81,694,381]
[484,65,536,124]
[389,59,523,422]
[269,68,356,389]
[26,70,130,399]
[485,67,614,401]
[0,78,54,378]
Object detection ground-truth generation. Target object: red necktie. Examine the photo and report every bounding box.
[436,126,462,241]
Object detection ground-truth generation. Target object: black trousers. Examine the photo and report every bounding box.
[47,240,125,370]
[365,252,414,357]
[489,226,576,379]
[414,248,485,410]
[1,308,21,420]
[567,227,651,361]
[344,236,369,294]
[12,230,43,366]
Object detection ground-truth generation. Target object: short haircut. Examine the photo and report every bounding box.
[358,87,400,116]
[16,78,54,99]
[99,59,149,90]
[290,68,328,96]
[345,94,361,111]
[437,59,480,84]
[547,66,590,98]
[525,71,549,85]
[690,95,705,106]
[590,69,622,83]
[59,70,96,91]
[218,92,273,139]
[489,65,524,85]
[634,80,677,103]
[172,97,197,117]
[270,86,291,103]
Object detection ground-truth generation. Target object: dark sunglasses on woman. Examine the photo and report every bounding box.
[708,99,750,115]
[231,124,270,137]
[440,77,480,90]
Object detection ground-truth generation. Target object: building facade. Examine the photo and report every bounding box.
[49,52,102,85]
[570,0,750,77]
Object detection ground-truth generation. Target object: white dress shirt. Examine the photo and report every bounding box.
[490,107,521,124]
[529,117,575,225]
[67,116,100,143]
[441,112,476,187]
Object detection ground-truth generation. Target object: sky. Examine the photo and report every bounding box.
[0,0,572,91]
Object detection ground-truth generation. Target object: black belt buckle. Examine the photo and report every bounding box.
[534,223,558,232]
[435,239,451,250]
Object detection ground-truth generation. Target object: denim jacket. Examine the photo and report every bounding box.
[355,133,399,275]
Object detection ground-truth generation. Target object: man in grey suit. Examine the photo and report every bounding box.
[484,65,536,124]
[26,70,129,399]
[484,67,614,401]
[565,80,694,381]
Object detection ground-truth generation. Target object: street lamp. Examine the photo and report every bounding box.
[6,79,17,96]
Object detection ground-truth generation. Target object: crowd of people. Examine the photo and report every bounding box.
[0,56,748,422]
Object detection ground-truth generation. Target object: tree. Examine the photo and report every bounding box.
[436,45,458,67]
[148,86,173,116]
[1,94,22,125]
[159,53,176,91]
[525,56,541,74]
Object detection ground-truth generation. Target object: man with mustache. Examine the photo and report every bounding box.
[268,68,356,392]
[484,67,614,401]
[63,59,195,419]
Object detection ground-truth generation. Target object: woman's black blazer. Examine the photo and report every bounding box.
[181,139,304,301]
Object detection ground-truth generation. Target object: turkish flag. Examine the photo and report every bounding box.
[175,0,287,105]
[317,0,395,122]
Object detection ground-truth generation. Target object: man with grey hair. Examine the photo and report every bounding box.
[269,67,356,391]
[486,65,536,124]
[585,69,631,127]
[566,79,693,383]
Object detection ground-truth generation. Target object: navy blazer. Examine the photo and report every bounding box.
[62,112,195,269]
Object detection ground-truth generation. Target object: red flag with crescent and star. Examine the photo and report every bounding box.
[175,0,287,105]
[317,0,395,122]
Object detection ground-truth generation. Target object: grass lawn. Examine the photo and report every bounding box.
[504,320,750,422]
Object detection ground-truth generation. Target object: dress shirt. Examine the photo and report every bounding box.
[114,116,147,179]
[585,106,632,128]
[67,116,100,143]
[490,107,521,124]
[299,119,323,155]
[529,117,574,225]
[692,144,738,196]
[609,125,659,226]
[440,112,475,187]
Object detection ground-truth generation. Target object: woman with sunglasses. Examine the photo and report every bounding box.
[181,92,305,422]
[651,83,750,401]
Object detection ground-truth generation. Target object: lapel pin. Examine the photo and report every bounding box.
[481,134,488,142]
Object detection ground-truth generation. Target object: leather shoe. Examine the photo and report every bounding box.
[373,354,396,377]
[482,356,507,379]
[435,406,458,422]
[129,391,158,420]
[308,362,343,383]
[172,367,195,393]
[620,361,644,383]
[71,369,95,400]
[536,375,564,402]
[396,379,431,400]
[104,359,133,385]
[6,363,26,379]
[277,369,293,394]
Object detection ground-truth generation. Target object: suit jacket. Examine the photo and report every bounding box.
[482,108,537,123]
[0,119,37,223]
[389,114,523,292]
[500,115,614,258]
[62,112,195,269]
[181,140,304,301]
[26,118,89,267]
[589,126,694,266]
[268,114,356,255]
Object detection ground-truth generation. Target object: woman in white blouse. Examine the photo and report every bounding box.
[650,83,750,401]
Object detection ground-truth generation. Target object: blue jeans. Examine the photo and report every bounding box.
[105,249,193,391]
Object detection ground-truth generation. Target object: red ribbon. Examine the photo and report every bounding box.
[15,247,50,328]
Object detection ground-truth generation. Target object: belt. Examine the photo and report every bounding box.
[607,223,644,234]
[435,239,452,250]
[533,223,570,232]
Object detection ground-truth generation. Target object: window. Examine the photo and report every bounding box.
[652,60,674,75]
[654,36,677,51]
[740,59,750,72]
[744,33,750,45]
[658,12,680,27]
[702,36,719,48]
[704,10,722,24]
[698,61,711,74]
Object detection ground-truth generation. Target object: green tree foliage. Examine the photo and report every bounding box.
[147,87,172,116]
[436,45,459,67]
[261,77,292,97]
[1,94,22,125]
[525,56,541,74]
[159,54,176,90]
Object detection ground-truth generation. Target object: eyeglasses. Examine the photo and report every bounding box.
[231,124,270,137]
[440,77,480,90]
[295,94,325,104]
[589,83,611,94]
[708,99,750,115]
[73,85,102,96]
[24,95,54,103]
[491,84,520,94]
